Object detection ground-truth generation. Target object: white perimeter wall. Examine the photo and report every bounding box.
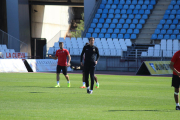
[31,5,74,43]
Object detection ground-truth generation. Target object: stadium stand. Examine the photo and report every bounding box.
[0,44,15,54]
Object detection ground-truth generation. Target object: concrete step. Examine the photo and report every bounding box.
[144,24,158,29]
[140,29,155,34]
[149,15,163,19]
[138,34,152,39]
[146,20,161,24]
[152,10,166,15]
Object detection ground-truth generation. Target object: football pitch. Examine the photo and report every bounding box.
[0,73,179,120]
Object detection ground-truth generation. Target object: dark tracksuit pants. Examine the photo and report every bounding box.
[84,61,95,90]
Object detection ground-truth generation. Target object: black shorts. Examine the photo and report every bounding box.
[56,65,67,75]
[172,75,180,88]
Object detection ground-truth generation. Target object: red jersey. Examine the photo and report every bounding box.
[171,50,180,75]
[55,49,69,66]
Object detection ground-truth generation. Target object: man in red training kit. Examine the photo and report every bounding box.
[49,42,71,87]
[170,50,180,110]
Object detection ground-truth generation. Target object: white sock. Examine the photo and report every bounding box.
[67,81,70,83]
[96,82,99,85]
[83,82,85,86]
[57,81,59,85]
[176,103,179,106]
[87,86,90,90]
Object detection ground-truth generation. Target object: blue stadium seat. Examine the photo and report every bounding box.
[163,15,169,19]
[105,4,111,9]
[108,14,114,18]
[171,35,176,39]
[124,5,129,9]
[169,15,175,19]
[127,9,132,14]
[171,10,176,14]
[114,0,119,4]
[103,9,108,13]
[165,10,171,14]
[131,34,136,39]
[122,14,127,19]
[107,0,113,4]
[86,33,91,38]
[119,19,125,24]
[137,24,142,29]
[166,20,172,24]
[135,14,141,19]
[132,19,138,24]
[145,10,150,14]
[174,5,179,9]
[130,5,135,9]
[133,9,139,14]
[97,9,102,14]
[132,0,137,5]
[92,33,97,38]
[99,18,105,23]
[171,0,176,5]
[150,0,156,5]
[117,5,123,9]
[88,28,93,33]
[177,35,180,39]
[133,29,139,34]
[105,34,110,38]
[123,24,129,29]
[93,18,98,23]
[102,0,107,4]
[130,24,136,29]
[115,14,121,19]
[111,5,117,9]
[144,0,150,5]
[124,34,130,39]
[105,19,111,23]
[110,24,115,28]
[142,5,147,9]
[126,0,131,5]
[97,23,102,28]
[112,19,118,24]
[155,29,160,34]
[129,14,134,19]
[169,25,176,29]
[173,19,178,24]
[90,23,96,28]
[98,33,104,38]
[116,24,122,28]
[139,19,145,24]
[121,29,126,34]
[167,30,172,34]
[109,9,114,13]
[164,35,170,39]
[115,9,121,14]
[103,24,109,28]
[157,24,163,29]
[114,29,119,33]
[173,30,179,34]
[126,19,132,24]
[176,15,180,19]
[127,29,133,34]
[138,0,143,5]
[151,34,157,39]
[178,1,180,5]
[120,0,125,4]
[142,15,148,19]
[160,19,165,24]
[157,34,163,39]
[111,34,117,38]
[101,28,106,33]
[107,29,113,33]
[177,25,180,29]
[118,34,124,39]
[139,10,144,14]
[101,14,107,18]
[94,28,100,33]
[163,25,169,29]
[135,5,141,9]
[121,9,126,14]
[168,5,173,10]
[100,4,105,9]
[95,14,100,18]
[147,5,153,10]
[160,29,166,34]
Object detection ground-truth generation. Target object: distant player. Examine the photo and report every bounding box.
[49,42,71,87]
[170,50,180,110]
[80,43,99,89]
[80,37,100,94]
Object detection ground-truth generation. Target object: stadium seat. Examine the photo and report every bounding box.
[86,33,91,38]
[135,5,141,9]
[131,34,136,39]
[116,24,122,28]
[111,5,117,9]
[127,9,132,14]
[132,0,137,5]
[92,33,97,38]
[163,25,169,29]
[93,18,98,23]
[126,0,131,5]
[120,0,125,4]
[177,25,180,29]
[98,33,104,38]
[111,34,117,38]
[117,5,123,9]
[174,5,179,9]
[134,29,139,34]
[107,29,113,33]
[157,24,163,29]
[177,35,180,39]
[129,14,134,19]
[103,9,108,13]
[135,15,141,19]
[132,19,138,24]
[114,29,119,33]
[120,29,126,34]
[97,9,102,14]
[148,47,154,57]
[165,10,171,14]
[121,9,126,14]
[94,28,100,33]
[99,18,105,23]
[157,34,163,39]
[139,10,144,14]
[130,24,136,29]
[97,23,102,28]
[144,0,150,5]
[115,9,120,14]
[110,24,115,28]
[150,0,156,5]
[171,35,176,39]
[129,5,135,9]
[160,29,166,34]
[151,34,157,39]
[168,5,173,9]
[127,29,133,34]
[139,19,145,24]
[148,5,153,10]
[109,9,114,13]
[90,23,96,28]
[118,34,123,39]
[105,4,111,9]
[176,15,180,19]
[125,39,132,46]
[169,15,175,19]
[95,14,100,18]
[123,24,129,29]
[114,0,119,4]
[107,0,113,4]
[171,0,176,5]
[166,20,172,24]
[115,14,121,19]
[102,0,107,4]
[119,19,125,24]
[160,19,165,24]
[178,1,180,5]
[173,30,179,34]
[137,24,142,29]
[124,34,130,39]
[105,19,111,23]
[101,14,107,18]
[123,5,129,9]
[138,0,143,5]
[88,28,93,33]
[155,29,160,34]
[145,10,150,14]
[170,25,176,29]
[108,14,113,18]
[101,28,106,33]
[105,34,110,38]
[142,5,147,9]
[164,35,170,39]
[100,4,105,9]
[126,19,132,24]
[133,9,139,14]
[103,24,109,28]
[177,10,180,14]
[171,10,176,14]
[112,19,118,23]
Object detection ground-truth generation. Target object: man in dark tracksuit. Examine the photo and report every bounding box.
[80,37,100,94]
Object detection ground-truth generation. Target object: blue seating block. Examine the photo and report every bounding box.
[97,23,102,28]
[122,14,127,19]
[163,25,169,29]
[163,15,169,19]
[171,10,176,14]
[93,18,98,23]
[173,30,179,34]
[160,29,166,34]
[102,0,107,4]
[90,23,96,28]
[165,10,171,14]
[148,5,153,10]
[131,34,136,39]
[138,0,143,5]
[115,14,121,19]
[135,14,141,19]
[137,24,142,29]
[132,0,137,5]
[164,35,170,39]
[111,34,117,38]
[129,14,134,19]
[167,30,172,34]
[124,34,130,39]
[117,5,123,9]
[157,24,163,29]
[121,9,126,14]
[142,15,148,19]
[134,29,139,34]
[130,5,135,9]
[112,19,118,23]
[114,29,119,33]
[86,33,91,38]
[114,0,119,4]
[135,5,141,9]
[92,33,97,38]
[107,29,113,33]
[176,15,180,19]
[166,20,172,24]
[139,19,145,24]
[108,14,114,18]
[105,19,111,23]
[127,9,132,14]
[145,10,150,14]
[171,35,176,39]
[101,28,106,33]
[95,14,100,18]
[160,19,165,24]
[144,1,150,5]
[105,34,110,38]
[107,0,113,4]
[132,19,138,24]
[120,0,125,4]
[118,34,123,39]
[133,9,139,14]
[109,9,114,13]
[115,9,120,14]
[88,28,93,33]
[157,34,163,39]
[97,9,102,14]
[123,24,129,29]
[105,4,111,9]
[116,24,122,28]
[130,24,136,29]
[150,0,156,5]
[126,0,131,5]
[101,14,107,18]
[103,24,109,28]
[99,18,105,23]
[94,28,100,33]
[98,33,104,38]
[168,5,173,9]
[127,29,133,34]
[170,25,176,29]
[174,5,179,9]
[171,0,176,5]
[142,5,147,9]
[119,19,125,24]
[169,15,175,19]
[139,10,144,14]
[110,24,116,28]
[121,29,126,34]
[124,5,129,9]
[151,34,157,39]
[177,25,180,29]
[178,1,180,5]
[100,4,105,9]
[103,9,108,13]
[173,19,178,24]
[155,29,160,34]
[111,5,117,9]
[177,35,180,39]
[126,19,131,24]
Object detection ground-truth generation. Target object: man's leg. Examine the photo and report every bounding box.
[84,65,90,93]
[89,66,95,93]
[55,66,61,87]
[174,88,180,110]
[94,75,99,88]
[80,72,86,88]
[62,66,70,87]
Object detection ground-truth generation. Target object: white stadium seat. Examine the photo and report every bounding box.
[148,47,153,57]
[125,39,132,46]
[154,44,160,57]
[59,37,64,42]
[173,39,178,55]
[141,52,147,57]
[167,39,173,57]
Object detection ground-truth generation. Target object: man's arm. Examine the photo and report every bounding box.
[49,55,58,60]
[95,47,100,64]
[80,46,86,66]
[67,54,71,67]
[170,61,180,77]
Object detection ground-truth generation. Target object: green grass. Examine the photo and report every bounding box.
[0,73,179,120]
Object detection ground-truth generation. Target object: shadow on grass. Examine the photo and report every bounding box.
[108,110,175,112]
